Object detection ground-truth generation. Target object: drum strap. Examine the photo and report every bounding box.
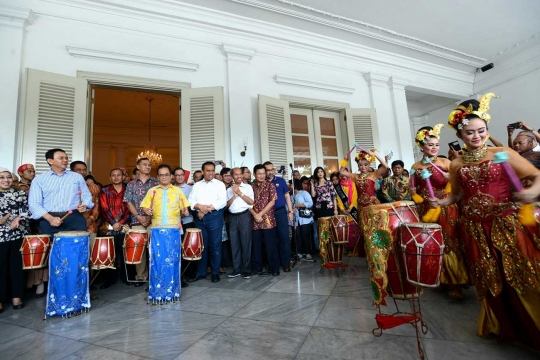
[389,203,416,240]
[335,185,358,225]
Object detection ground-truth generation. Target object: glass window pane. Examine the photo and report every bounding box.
[292,135,310,156]
[321,138,337,156]
[294,157,312,176]
[291,114,309,134]
[323,159,339,174]
[319,117,336,136]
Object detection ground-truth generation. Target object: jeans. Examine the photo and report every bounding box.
[195,209,224,276]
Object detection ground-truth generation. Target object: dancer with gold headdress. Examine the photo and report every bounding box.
[410,124,469,299]
[430,93,540,349]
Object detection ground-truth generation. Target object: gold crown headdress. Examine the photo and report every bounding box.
[355,149,376,163]
[415,124,444,147]
[448,93,499,130]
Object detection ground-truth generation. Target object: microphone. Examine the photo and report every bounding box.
[289,163,293,170]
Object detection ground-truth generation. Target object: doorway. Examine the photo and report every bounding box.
[90,87,180,184]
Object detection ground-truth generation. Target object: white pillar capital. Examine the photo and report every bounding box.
[0,5,35,30]
[388,76,409,91]
[363,72,390,87]
[221,44,256,63]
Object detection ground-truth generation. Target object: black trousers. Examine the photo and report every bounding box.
[297,223,313,255]
[0,238,24,303]
[229,211,252,273]
[252,228,279,273]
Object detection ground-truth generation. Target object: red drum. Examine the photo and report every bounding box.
[330,215,349,244]
[123,229,148,264]
[182,228,204,260]
[399,223,444,288]
[91,236,116,270]
[326,242,344,264]
[20,235,51,269]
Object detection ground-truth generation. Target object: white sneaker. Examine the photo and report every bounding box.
[306,254,313,260]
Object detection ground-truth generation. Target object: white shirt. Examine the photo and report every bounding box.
[227,183,254,213]
[188,178,227,211]
[533,144,540,152]
[178,183,194,224]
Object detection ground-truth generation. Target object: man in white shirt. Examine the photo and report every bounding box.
[226,168,255,279]
[187,161,227,283]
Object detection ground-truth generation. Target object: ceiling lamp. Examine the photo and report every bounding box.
[137,97,162,167]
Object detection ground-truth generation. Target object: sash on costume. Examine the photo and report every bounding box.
[148,226,181,304]
[45,232,90,318]
[335,185,358,224]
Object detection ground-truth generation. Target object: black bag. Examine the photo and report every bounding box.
[298,208,313,218]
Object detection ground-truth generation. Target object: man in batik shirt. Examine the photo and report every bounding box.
[381,160,411,203]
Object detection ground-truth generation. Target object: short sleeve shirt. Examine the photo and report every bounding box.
[123,177,159,225]
[270,176,289,208]
[252,181,277,230]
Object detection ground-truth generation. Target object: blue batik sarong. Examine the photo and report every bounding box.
[45,232,91,318]
[148,226,181,303]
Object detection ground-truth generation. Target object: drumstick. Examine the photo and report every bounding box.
[60,210,72,222]
[345,143,357,160]
[78,190,82,206]
[494,151,536,226]
[422,157,445,175]
[409,169,424,204]
[420,169,435,199]
[150,190,157,210]
[420,169,441,222]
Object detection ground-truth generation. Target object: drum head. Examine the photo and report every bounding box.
[24,234,51,239]
[55,231,90,236]
[128,229,148,234]
[401,222,441,229]
[186,228,202,233]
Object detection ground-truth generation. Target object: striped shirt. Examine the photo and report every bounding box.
[28,169,94,219]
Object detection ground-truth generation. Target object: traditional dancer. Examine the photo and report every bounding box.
[411,124,469,299]
[331,171,359,256]
[430,94,540,349]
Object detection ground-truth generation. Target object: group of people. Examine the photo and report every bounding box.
[0,92,539,351]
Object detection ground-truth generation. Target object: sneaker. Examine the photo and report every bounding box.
[228,271,242,278]
[306,254,313,260]
[298,254,304,260]
[243,272,252,279]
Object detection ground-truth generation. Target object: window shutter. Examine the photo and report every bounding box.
[258,95,293,168]
[345,108,379,171]
[21,69,88,174]
[181,87,224,172]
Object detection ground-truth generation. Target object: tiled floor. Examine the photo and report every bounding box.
[1,256,539,360]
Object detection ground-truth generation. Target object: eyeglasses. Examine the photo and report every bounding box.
[157,174,171,178]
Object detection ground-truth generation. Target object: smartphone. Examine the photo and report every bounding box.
[277,165,285,174]
[449,141,461,151]
[213,160,223,166]
[509,122,521,129]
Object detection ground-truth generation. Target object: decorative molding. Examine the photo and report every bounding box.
[231,0,485,67]
[488,33,540,61]
[66,46,199,72]
[363,73,390,86]
[274,74,355,94]
[280,94,349,111]
[221,43,256,63]
[388,76,409,90]
[77,71,191,92]
[0,5,35,29]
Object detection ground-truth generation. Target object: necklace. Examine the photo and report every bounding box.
[357,173,369,180]
[462,144,488,163]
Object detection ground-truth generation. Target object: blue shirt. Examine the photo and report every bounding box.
[294,190,313,226]
[178,183,194,224]
[269,176,289,208]
[29,169,94,219]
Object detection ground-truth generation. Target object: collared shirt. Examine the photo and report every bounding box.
[227,182,254,213]
[84,182,101,234]
[252,180,277,230]
[188,178,227,211]
[140,185,189,226]
[100,184,130,226]
[29,169,94,219]
[381,175,412,203]
[178,183,194,224]
[294,190,313,226]
[0,189,30,242]
[123,176,159,226]
[269,175,289,208]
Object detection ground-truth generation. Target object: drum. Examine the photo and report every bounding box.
[326,242,344,264]
[182,228,204,260]
[361,201,421,305]
[90,236,116,270]
[330,215,349,244]
[400,223,445,288]
[318,216,343,265]
[123,229,148,264]
[20,235,51,269]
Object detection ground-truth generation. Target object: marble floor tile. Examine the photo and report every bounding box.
[0,331,88,360]
[0,323,35,345]
[266,273,339,295]
[39,302,153,343]
[296,326,420,360]
[62,345,149,360]
[92,284,148,302]
[233,292,328,326]
[175,317,311,360]
[209,275,281,291]
[423,338,540,360]
[171,288,261,316]
[418,286,478,303]
[94,311,227,359]
[330,277,374,298]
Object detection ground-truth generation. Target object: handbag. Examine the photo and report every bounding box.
[298,208,313,218]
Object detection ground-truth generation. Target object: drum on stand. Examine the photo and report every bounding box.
[318,216,343,265]
[20,235,51,269]
[90,236,116,270]
[182,228,204,260]
[330,215,349,245]
[123,229,148,264]
[400,223,444,288]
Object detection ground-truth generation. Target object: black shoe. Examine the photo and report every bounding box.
[227,271,242,278]
[258,271,270,277]
[283,266,291,273]
[35,291,46,298]
[133,282,144,287]
[242,272,252,279]
[187,275,206,283]
[211,274,220,283]
[181,280,189,288]
[271,271,280,276]
[12,303,24,310]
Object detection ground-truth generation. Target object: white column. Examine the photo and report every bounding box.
[388,77,416,168]
[0,5,34,169]
[221,44,256,168]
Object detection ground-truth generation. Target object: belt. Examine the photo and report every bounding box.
[229,209,249,216]
[48,210,78,218]
[275,206,286,211]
